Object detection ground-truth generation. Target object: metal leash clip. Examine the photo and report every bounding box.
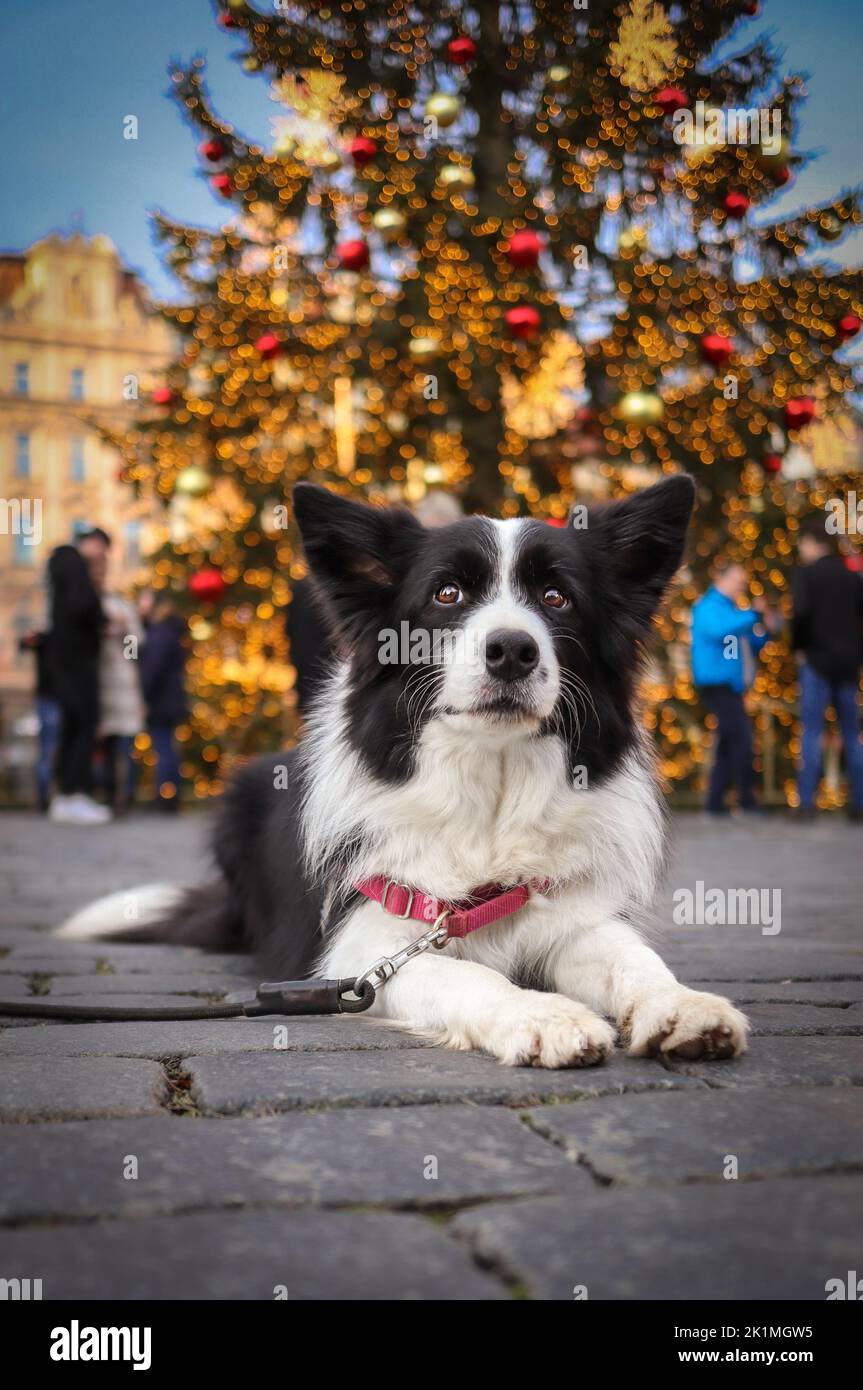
[351,912,451,999]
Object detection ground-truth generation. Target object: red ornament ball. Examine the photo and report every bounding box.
[761,453,783,474]
[337,238,370,272]
[784,397,816,429]
[188,568,227,603]
[654,86,688,115]
[255,332,282,359]
[447,36,478,65]
[151,387,174,407]
[350,136,377,167]
[723,191,751,217]
[772,166,792,186]
[199,139,226,163]
[217,13,238,29]
[837,313,862,341]
[210,173,233,198]
[506,230,542,269]
[700,333,734,367]
[504,304,541,339]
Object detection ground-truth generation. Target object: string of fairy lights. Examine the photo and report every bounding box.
[110,0,863,802]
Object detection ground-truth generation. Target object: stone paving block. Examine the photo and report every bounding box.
[0,1207,504,1300]
[452,1176,863,1300]
[0,1016,428,1058]
[0,1106,584,1222]
[0,958,99,976]
[6,941,255,974]
[676,1035,863,1088]
[745,1003,863,1036]
[686,980,863,1006]
[525,1086,863,1186]
[0,1057,167,1122]
[49,973,251,996]
[0,976,32,998]
[667,942,863,982]
[186,1047,707,1115]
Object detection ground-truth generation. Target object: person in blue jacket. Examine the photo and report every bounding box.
[691,560,772,817]
[139,592,188,811]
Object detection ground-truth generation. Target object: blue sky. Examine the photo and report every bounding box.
[1,0,861,298]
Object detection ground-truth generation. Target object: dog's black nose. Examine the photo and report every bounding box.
[485,629,540,682]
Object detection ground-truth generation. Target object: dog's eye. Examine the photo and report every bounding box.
[542,586,568,609]
[434,582,463,606]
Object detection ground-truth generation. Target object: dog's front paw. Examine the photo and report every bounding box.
[463,992,616,1069]
[627,986,749,1061]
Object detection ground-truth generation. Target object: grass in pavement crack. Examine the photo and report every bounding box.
[162,1058,200,1117]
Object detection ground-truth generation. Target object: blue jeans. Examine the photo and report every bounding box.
[798,664,863,812]
[700,685,756,814]
[35,696,62,810]
[148,722,181,804]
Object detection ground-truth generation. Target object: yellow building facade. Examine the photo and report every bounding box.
[0,232,173,726]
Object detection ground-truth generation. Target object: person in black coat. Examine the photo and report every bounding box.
[140,593,188,810]
[47,545,109,822]
[792,516,863,819]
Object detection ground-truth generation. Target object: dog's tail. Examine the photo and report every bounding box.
[56,880,244,952]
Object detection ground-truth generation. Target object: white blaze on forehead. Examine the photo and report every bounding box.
[432,515,560,721]
[488,517,527,605]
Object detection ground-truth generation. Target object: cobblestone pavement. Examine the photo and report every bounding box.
[1,810,861,1300]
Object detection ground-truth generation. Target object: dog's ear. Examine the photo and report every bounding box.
[292,483,424,642]
[585,475,695,625]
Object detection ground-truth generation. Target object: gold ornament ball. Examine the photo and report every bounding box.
[189,617,215,642]
[409,336,439,363]
[425,93,461,128]
[757,137,791,170]
[547,65,571,88]
[619,225,647,252]
[372,207,408,242]
[617,391,665,425]
[270,285,289,307]
[174,464,212,497]
[386,410,408,434]
[817,214,844,242]
[438,163,475,193]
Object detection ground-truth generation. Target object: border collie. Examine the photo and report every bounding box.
[60,477,748,1068]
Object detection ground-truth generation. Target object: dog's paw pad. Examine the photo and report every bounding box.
[629,989,748,1062]
[475,993,616,1070]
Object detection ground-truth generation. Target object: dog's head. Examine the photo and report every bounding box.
[292,476,695,783]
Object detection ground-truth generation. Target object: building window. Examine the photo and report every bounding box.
[124,519,141,565]
[13,362,29,396]
[14,433,31,478]
[70,437,86,483]
[70,367,85,401]
[13,531,36,566]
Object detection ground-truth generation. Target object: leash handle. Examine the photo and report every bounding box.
[243,976,376,1016]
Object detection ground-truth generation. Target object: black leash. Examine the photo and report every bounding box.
[0,977,376,1022]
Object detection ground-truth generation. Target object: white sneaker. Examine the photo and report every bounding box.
[50,794,111,825]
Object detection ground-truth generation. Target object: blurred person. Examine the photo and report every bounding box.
[139,592,188,811]
[691,559,775,818]
[18,629,60,812]
[88,548,145,812]
[46,543,109,824]
[791,516,863,821]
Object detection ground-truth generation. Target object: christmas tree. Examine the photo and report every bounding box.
[119,0,862,803]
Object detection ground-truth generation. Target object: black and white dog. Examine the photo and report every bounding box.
[60,477,748,1068]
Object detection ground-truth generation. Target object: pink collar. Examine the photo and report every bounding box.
[353,875,547,940]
